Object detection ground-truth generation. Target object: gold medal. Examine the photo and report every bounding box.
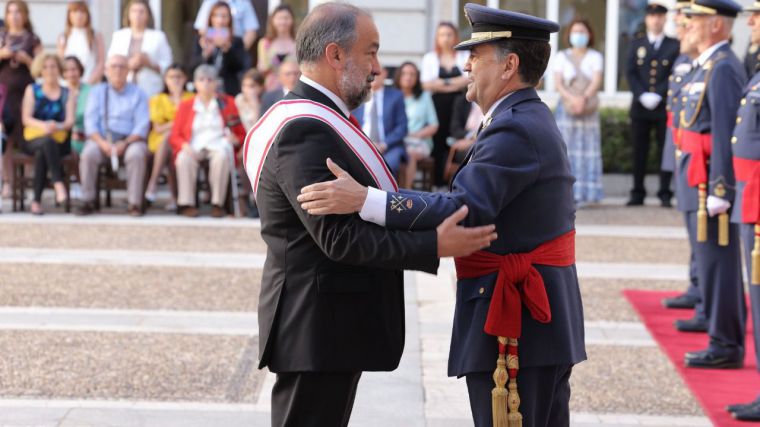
[637,46,647,59]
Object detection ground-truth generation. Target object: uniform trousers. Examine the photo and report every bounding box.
[271,371,362,427]
[175,148,230,207]
[79,138,148,206]
[741,223,760,369]
[688,211,746,350]
[465,364,573,427]
[683,212,704,310]
[631,117,671,199]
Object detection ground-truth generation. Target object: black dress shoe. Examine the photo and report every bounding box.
[662,293,699,309]
[74,202,95,216]
[626,197,644,206]
[727,398,760,413]
[660,197,673,208]
[734,404,760,421]
[685,348,710,360]
[674,317,708,332]
[685,348,744,369]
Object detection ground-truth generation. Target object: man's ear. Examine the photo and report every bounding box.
[501,52,519,81]
[324,42,344,71]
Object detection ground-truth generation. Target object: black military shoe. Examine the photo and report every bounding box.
[626,196,645,206]
[684,347,744,369]
[662,293,699,309]
[734,404,760,421]
[674,317,708,332]
[727,397,760,413]
[685,348,710,360]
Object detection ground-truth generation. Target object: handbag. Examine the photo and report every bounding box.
[560,49,599,117]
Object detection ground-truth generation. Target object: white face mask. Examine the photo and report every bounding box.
[569,32,589,48]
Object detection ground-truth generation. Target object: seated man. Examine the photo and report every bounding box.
[77,54,150,217]
[260,56,301,114]
[169,65,246,218]
[352,66,408,177]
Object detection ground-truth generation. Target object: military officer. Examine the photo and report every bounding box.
[726,3,760,422]
[662,1,707,328]
[745,40,760,78]
[298,4,586,426]
[678,0,747,369]
[625,0,681,207]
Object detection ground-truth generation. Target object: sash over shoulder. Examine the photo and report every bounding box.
[243,99,398,200]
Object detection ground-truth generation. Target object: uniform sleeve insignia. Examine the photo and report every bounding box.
[406,199,413,210]
[390,195,408,213]
[484,116,493,127]
[637,46,647,59]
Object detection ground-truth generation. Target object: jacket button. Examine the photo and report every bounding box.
[676,76,682,82]
[742,98,747,105]
[732,136,738,144]
[737,116,742,124]
[479,287,485,295]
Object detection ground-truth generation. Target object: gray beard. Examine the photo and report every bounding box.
[340,60,373,110]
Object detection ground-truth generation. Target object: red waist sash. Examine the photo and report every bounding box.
[733,156,760,223]
[454,230,576,339]
[667,111,674,130]
[680,130,712,187]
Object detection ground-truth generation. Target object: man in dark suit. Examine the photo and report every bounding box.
[298,4,586,426]
[352,67,408,177]
[625,0,681,207]
[260,57,300,113]
[242,3,497,426]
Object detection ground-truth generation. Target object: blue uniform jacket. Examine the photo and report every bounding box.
[352,86,408,175]
[676,44,746,212]
[730,71,760,224]
[376,88,586,376]
[662,54,694,173]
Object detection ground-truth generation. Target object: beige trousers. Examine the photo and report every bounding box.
[175,148,230,207]
[79,139,148,206]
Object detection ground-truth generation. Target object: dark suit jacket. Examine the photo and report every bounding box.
[255,81,439,373]
[189,35,246,95]
[261,88,285,114]
[352,86,408,174]
[626,35,680,120]
[371,88,587,375]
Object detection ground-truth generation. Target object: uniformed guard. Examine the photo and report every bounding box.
[625,0,681,207]
[679,0,747,369]
[297,3,586,426]
[661,1,707,327]
[726,3,760,421]
[745,41,760,78]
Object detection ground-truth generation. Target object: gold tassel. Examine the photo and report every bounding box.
[718,213,729,246]
[697,184,707,242]
[753,224,760,285]
[492,353,509,427]
[507,378,523,427]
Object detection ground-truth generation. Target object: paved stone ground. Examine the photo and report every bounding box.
[0,192,714,426]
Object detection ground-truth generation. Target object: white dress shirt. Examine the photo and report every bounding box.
[647,32,664,50]
[190,97,227,152]
[299,75,351,117]
[697,40,729,67]
[358,94,513,226]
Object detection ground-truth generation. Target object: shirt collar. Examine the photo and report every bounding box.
[647,32,664,46]
[484,93,513,121]
[697,40,729,67]
[193,96,218,112]
[300,75,351,117]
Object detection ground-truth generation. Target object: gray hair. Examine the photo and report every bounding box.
[295,2,370,69]
[193,64,218,81]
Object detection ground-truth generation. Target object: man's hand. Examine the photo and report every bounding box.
[298,158,367,215]
[114,140,128,157]
[437,205,497,257]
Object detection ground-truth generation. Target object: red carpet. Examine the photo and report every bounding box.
[624,290,757,427]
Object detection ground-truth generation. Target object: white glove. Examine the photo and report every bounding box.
[639,92,663,110]
[706,195,731,217]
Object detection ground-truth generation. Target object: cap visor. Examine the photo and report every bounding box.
[455,38,493,50]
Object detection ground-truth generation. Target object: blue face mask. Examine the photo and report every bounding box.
[569,32,589,48]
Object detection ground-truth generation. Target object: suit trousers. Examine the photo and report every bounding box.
[740,223,760,370]
[465,364,573,427]
[688,211,746,350]
[630,117,671,199]
[175,148,230,207]
[271,371,362,427]
[79,138,148,206]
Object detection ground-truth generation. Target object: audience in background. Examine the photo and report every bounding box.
[553,18,604,206]
[420,22,469,186]
[0,0,42,197]
[62,56,90,155]
[394,61,438,189]
[257,5,297,91]
[446,92,482,181]
[235,68,264,131]
[260,56,300,113]
[57,1,104,85]
[20,53,74,215]
[353,67,408,177]
[77,54,149,217]
[194,0,259,55]
[107,0,172,98]
[190,1,245,96]
[145,64,192,210]
[169,65,246,218]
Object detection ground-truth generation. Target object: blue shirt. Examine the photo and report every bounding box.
[85,82,149,139]
[404,91,438,150]
[194,0,260,38]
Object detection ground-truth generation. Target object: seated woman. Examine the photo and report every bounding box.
[145,64,192,210]
[62,55,91,155]
[169,65,246,218]
[21,52,75,215]
[394,61,438,189]
[445,92,483,181]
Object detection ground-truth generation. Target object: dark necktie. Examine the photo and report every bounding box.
[348,114,361,130]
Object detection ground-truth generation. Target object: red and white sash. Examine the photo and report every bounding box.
[243,99,398,201]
